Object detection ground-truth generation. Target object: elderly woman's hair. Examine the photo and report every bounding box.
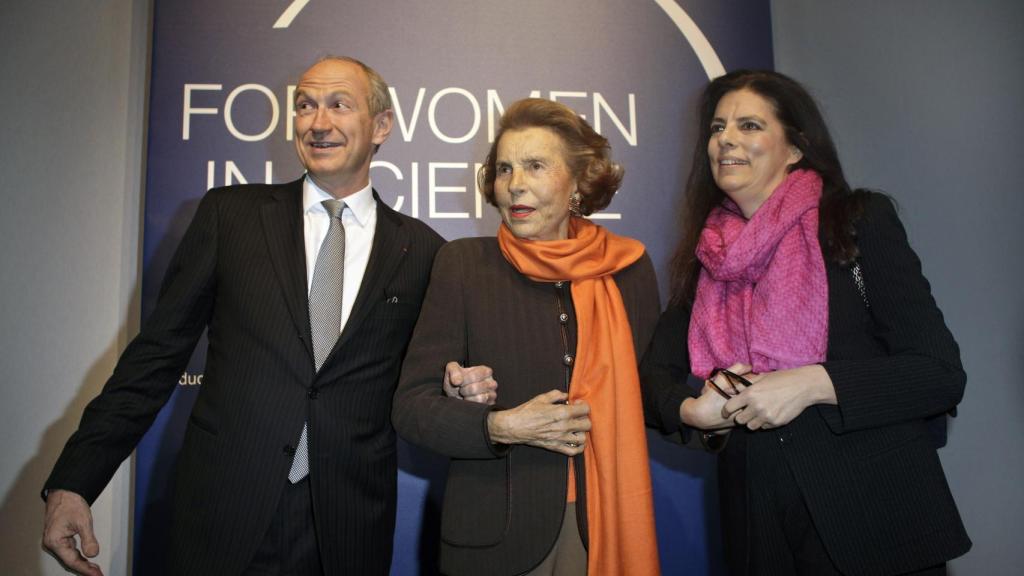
[669,69,868,307]
[477,98,623,216]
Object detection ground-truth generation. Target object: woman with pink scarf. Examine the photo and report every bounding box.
[641,70,970,575]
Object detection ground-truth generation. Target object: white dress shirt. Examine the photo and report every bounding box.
[302,176,377,332]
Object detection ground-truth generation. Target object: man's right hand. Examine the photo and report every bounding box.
[42,489,104,576]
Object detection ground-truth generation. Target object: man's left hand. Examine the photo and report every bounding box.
[443,362,498,405]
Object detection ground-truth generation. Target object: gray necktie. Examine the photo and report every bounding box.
[289,199,345,483]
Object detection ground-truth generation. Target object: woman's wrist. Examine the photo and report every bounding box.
[802,364,837,405]
[679,397,696,427]
[486,411,511,444]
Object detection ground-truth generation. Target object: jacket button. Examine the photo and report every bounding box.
[555,281,564,288]
[559,313,568,323]
[308,388,319,399]
[283,444,295,456]
[563,354,573,366]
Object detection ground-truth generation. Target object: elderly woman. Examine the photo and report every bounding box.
[641,70,971,575]
[393,98,660,576]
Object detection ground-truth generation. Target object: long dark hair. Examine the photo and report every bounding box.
[669,69,868,307]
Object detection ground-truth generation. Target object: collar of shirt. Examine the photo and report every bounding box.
[302,176,376,226]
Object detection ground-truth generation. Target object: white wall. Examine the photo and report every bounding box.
[772,1,1024,574]
[0,0,150,574]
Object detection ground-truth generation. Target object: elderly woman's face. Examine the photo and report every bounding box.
[494,127,577,241]
[708,89,802,217]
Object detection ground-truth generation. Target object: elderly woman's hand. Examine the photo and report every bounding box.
[487,390,591,456]
[724,364,837,430]
[443,362,498,405]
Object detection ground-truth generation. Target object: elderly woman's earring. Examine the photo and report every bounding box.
[569,192,582,216]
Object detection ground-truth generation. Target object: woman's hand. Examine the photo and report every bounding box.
[681,390,732,430]
[443,362,498,405]
[487,390,591,456]
[724,364,836,430]
[680,363,751,430]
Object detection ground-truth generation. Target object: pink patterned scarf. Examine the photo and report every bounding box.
[688,169,828,379]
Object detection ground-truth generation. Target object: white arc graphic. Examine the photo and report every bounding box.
[652,0,726,79]
[273,0,724,81]
[273,0,310,29]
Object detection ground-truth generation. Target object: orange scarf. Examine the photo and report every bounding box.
[498,217,660,576]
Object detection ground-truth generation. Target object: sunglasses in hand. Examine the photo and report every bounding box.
[705,368,754,400]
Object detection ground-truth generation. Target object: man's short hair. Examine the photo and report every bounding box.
[317,55,393,117]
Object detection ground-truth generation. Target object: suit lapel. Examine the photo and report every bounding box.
[332,190,408,354]
[261,178,314,362]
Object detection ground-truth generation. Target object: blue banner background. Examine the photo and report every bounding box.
[137,1,773,573]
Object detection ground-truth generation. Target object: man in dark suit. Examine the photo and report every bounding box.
[41,56,445,575]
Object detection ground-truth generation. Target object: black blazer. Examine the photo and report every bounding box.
[642,193,971,575]
[44,178,444,575]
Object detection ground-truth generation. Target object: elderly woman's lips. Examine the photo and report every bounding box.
[510,205,535,218]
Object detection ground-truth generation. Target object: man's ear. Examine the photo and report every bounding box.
[372,110,394,146]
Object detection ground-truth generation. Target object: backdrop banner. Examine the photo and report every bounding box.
[137,1,772,573]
